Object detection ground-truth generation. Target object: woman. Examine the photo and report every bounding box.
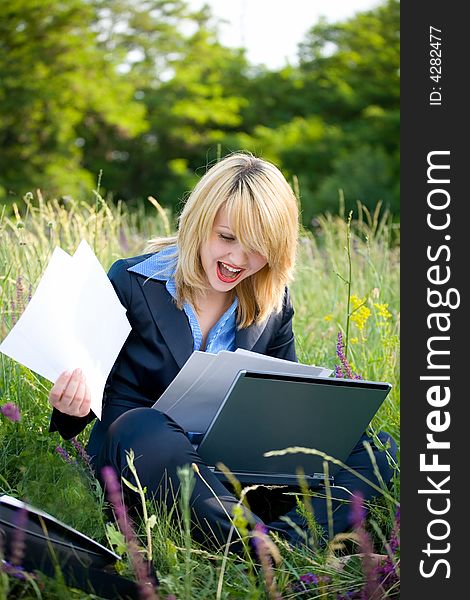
[49,153,396,552]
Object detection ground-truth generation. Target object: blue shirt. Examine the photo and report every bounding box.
[127,246,238,353]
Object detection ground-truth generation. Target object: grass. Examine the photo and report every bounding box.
[0,192,400,599]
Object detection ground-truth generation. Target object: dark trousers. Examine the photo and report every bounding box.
[91,408,397,552]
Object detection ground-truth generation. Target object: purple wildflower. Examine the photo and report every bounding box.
[119,228,129,253]
[71,437,94,475]
[16,276,24,311]
[292,572,331,596]
[10,506,28,567]
[336,332,353,378]
[251,523,282,600]
[10,299,17,325]
[389,507,400,555]
[101,466,132,541]
[299,572,319,585]
[55,445,73,464]
[335,332,363,380]
[0,505,34,583]
[250,522,268,555]
[0,402,21,423]
[1,561,29,581]
[101,466,159,600]
[349,492,366,530]
[376,556,399,590]
[349,493,380,600]
[374,506,400,592]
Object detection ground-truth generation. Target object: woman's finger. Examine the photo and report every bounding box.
[49,368,87,414]
[49,370,74,407]
[75,378,91,417]
[58,368,84,411]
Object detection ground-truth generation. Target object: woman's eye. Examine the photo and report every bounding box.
[219,233,235,242]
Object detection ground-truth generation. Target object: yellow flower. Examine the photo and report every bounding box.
[350,295,362,308]
[350,294,371,331]
[324,314,333,322]
[350,337,359,344]
[374,302,392,320]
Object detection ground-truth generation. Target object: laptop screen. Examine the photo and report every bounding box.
[197,370,391,482]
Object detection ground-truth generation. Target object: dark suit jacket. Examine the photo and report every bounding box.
[50,254,297,444]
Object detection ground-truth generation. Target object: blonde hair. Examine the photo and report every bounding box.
[147,152,299,328]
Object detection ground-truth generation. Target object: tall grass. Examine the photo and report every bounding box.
[292,201,400,443]
[0,193,400,599]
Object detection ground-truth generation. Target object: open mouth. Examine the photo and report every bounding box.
[216,261,244,283]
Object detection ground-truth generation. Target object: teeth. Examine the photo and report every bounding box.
[220,262,241,273]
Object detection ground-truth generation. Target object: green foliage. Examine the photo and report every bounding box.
[1,0,400,221]
[315,146,397,214]
[225,0,400,221]
[0,0,146,202]
[89,24,251,209]
[296,0,400,216]
[291,202,399,442]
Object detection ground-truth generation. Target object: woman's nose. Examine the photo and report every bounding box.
[229,243,248,268]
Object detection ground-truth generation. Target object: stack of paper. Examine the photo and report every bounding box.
[153,348,333,433]
[0,241,132,419]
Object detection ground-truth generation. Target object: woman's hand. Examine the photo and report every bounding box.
[49,369,91,417]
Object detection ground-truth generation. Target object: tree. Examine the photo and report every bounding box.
[296,0,400,216]
[222,0,400,221]
[80,4,251,209]
[0,0,146,202]
[1,0,400,222]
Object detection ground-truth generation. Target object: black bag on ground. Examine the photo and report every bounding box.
[0,494,142,599]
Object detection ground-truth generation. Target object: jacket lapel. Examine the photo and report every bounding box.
[137,277,193,369]
[235,318,269,351]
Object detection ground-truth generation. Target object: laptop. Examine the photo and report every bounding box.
[192,370,391,487]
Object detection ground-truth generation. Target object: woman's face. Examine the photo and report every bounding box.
[199,206,268,294]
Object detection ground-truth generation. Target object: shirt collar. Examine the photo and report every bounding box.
[127,245,178,281]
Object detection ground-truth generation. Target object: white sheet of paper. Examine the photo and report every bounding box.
[234,348,334,378]
[0,240,132,419]
[1,246,76,379]
[152,351,217,414]
[158,349,333,433]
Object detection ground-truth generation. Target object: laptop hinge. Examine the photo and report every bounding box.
[208,467,334,485]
